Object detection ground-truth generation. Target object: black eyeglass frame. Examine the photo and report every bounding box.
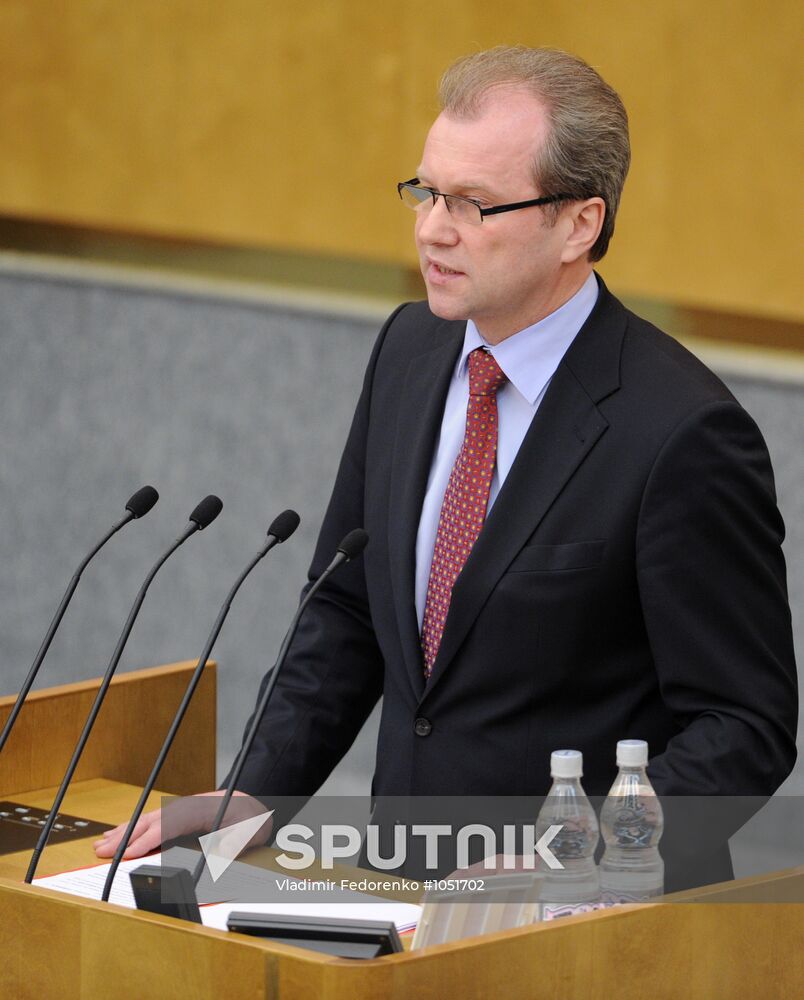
[397,177,574,222]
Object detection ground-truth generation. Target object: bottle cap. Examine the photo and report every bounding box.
[617,739,648,766]
[550,749,583,778]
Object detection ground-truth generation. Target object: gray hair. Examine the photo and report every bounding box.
[438,46,630,261]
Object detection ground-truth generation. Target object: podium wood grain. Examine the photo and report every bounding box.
[2,665,802,999]
[0,661,216,797]
[4,866,803,1000]
[4,781,802,999]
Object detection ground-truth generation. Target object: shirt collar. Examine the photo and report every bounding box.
[456,272,599,405]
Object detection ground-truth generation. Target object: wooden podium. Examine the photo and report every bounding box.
[2,664,802,1000]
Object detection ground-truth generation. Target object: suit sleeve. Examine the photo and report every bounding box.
[227,304,408,804]
[637,399,798,800]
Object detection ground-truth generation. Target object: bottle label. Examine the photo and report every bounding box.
[600,887,662,906]
[608,800,662,848]
[541,901,599,920]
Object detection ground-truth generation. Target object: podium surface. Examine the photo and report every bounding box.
[2,664,802,999]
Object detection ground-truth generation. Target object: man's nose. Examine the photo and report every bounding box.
[416,195,459,244]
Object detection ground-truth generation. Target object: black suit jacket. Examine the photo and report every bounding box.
[235,277,797,875]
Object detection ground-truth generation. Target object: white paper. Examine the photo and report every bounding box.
[33,850,421,933]
[34,855,145,908]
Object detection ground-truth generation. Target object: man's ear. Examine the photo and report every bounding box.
[560,198,605,263]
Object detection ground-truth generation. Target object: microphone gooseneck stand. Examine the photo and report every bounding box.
[24,495,222,884]
[101,509,300,902]
[126,529,368,922]
[189,528,369,887]
[0,486,159,757]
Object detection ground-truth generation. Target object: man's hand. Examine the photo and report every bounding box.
[93,790,270,860]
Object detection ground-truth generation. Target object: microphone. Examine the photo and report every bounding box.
[126,486,160,519]
[333,528,369,566]
[101,509,300,901]
[187,527,369,886]
[0,486,159,757]
[24,495,222,883]
[188,495,223,530]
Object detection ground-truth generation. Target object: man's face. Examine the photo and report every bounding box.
[414,87,579,343]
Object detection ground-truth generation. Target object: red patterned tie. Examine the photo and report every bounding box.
[421,348,508,678]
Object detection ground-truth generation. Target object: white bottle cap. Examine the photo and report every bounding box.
[550,749,583,778]
[617,739,649,766]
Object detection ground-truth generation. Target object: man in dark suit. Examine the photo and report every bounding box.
[97,47,797,887]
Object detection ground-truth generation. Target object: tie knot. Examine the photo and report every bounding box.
[468,348,507,397]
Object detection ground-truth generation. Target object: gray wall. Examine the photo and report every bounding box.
[0,262,382,786]
[1,260,801,870]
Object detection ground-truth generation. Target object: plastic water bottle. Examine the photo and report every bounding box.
[599,739,664,903]
[535,749,600,919]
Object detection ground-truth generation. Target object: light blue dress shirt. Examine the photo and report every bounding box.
[414,271,599,629]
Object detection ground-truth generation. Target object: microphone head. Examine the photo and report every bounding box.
[126,485,159,518]
[337,528,369,562]
[268,509,300,543]
[189,495,223,530]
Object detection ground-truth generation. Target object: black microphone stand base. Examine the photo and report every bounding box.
[130,864,202,923]
[226,912,403,959]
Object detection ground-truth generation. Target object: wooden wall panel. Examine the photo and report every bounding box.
[0,0,801,320]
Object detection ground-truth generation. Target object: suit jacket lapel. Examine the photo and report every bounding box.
[423,280,626,695]
[387,322,464,698]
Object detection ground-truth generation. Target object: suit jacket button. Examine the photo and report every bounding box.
[414,718,432,737]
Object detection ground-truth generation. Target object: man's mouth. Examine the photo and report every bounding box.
[426,258,464,279]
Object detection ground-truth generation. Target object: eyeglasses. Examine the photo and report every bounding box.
[397,178,573,226]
